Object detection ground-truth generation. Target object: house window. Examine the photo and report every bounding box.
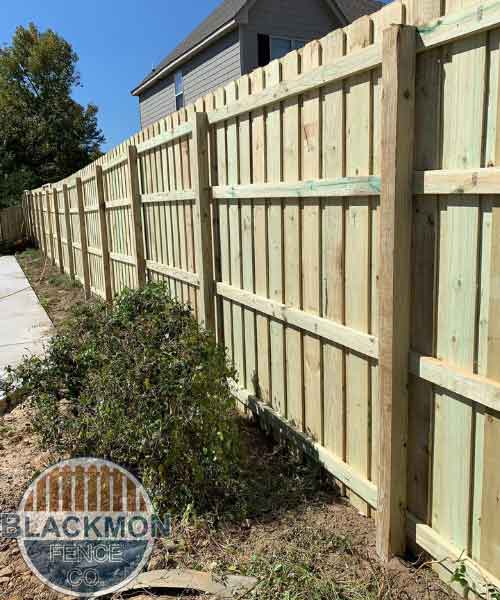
[175,70,184,110]
[258,35,306,67]
[270,37,306,61]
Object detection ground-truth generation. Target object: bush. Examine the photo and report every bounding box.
[1,283,239,514]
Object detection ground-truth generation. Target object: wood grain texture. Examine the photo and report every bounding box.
[480,28,500,571]
[213,177,381,198]
[432,29,486,555]
[53,189,64,273]
[38,192,46,256]
[96,166,113,302]
[191,112,216,331]
[238,74,257,394]
[407,0,441,533]
[344,15,373,517]
[251,68,270,405]
[266,58,286,417]
[216,282,378,359]
[76,178,91,299]
[215,87,234,364]
[282,50,303,429]
[377,24,416,560]
[322,28,347,471]
[226,81,245,389]
[208,44,382,125]
[301,39,323,444]
[127,145,147,288]
[45,189,55,265]
[414,167,500,194]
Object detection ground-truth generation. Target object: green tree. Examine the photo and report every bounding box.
[0,23,105,208]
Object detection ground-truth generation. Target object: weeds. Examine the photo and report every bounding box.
[47,273,82,289]
[1,283,239,516]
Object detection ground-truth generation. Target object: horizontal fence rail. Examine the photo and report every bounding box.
[24,0,500,594]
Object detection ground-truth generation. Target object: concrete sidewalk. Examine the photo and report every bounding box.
[0,255,53,380]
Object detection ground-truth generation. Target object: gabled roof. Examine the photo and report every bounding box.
[336,0,382,22]
[131,0,383,96]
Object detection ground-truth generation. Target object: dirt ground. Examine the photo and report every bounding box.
[0,249,460,600]
[15,249,86,328]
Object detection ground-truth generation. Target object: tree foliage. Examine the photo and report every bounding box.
[0,23,105,207]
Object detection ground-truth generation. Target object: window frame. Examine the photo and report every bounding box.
[269,36,307,61]
[174,70,184,110]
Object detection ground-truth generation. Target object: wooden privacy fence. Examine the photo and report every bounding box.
[24,0,500,594]
[0,206,24,242]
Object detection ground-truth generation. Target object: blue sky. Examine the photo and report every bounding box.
[1,0,223,151]
[1,1,390,152]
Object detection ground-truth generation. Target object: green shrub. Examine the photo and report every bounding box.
[1,283,239,514]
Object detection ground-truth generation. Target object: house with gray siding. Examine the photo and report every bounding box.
[132,0,382,128]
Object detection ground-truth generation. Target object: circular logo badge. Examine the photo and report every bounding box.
[16,458,169,597]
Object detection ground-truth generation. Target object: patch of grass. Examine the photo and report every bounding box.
[243,529,372,600]
[47,273,82,289]
[18,247,39,259]
[0,424,14,436]
[39,296,50,311]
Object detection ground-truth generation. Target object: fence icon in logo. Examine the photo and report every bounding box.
[15,458,169,598]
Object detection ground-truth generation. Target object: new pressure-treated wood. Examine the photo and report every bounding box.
[216,282,378,358]
[45,189,55,266]
[25,0,500,591]
[127,145,146,288]
[479,35,500,573]
[344,14,373,518]
[377,24,416,559]
[76,178,91,299]
[95,166,112,302]
[191,112,215,330]
[53,189,64,273]
[62,185,75,280]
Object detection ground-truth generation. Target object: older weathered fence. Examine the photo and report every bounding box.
[24,0,500,594]
[0,206,24,242]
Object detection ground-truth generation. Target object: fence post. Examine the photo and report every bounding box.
[29,192,35,241]
[45,188,55,265]
[76,177,92,299]
[191,112,216,331]
[62,184,75,280]
[32,193,39,248]
[377,24,416,560]
[38,192,46,256]
[53,188,64,274]
[22,192,28,239]
[95,166,113,302]
[126,145,146,288]
[26,192,33,240]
